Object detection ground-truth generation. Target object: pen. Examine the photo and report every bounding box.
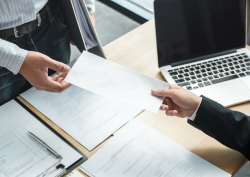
[28,131,62,159]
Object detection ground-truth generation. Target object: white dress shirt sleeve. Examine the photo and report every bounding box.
[84,0,95,14]
[188,97,202,121]
[0,38,28,74]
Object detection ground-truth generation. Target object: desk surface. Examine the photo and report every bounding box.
[18,20,248,176]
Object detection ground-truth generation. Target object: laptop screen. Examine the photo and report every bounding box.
[154,0,246,67]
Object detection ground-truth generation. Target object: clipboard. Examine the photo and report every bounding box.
[59,0,106,58]
[14,98,88,177]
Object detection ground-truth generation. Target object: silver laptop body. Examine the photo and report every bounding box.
[154,0,250,107]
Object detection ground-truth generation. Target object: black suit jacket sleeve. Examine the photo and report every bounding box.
[188,96,250,160]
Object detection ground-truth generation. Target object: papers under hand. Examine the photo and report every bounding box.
[0,100,82,177]
[21,86,143,151]
[80,119,231,177]
[65,51,170,113]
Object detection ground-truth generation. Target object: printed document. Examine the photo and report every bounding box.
[65,51,170,113]
[80,119,230,177]
[0,100,82,177]
[21,86,143,151]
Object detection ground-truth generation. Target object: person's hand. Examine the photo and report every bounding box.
[151,85,201,118]
[19,51,71,92]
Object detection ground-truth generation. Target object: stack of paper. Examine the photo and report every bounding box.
[71,0,97,48]
[80,119,231,177]
[21,85,143,151]
[0,100,82,177]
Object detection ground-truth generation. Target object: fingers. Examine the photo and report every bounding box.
[169,84,182,90]
[35,84,57,92]
[160,104,178,116]
[40,77,71,92]
[152,84,184,97]
[57,77,64,83]
[45,73,71,92]
[20,52,71,93]
[160,104,168,110]
[47,80,69,92]
[165,110,177,116]
[45,58,71,73]
[52,75,59,81]
[51,72,68,81]
[60,80,72,90]
[151,88,175,97]
[58,72,68,78]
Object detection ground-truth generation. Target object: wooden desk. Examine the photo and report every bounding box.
[18,20,248,176]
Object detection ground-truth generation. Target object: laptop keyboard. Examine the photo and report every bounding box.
[168,53,250,90]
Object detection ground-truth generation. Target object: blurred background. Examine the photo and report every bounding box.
[70,0,154,60]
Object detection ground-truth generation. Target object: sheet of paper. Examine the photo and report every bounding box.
[0,100,82,177]
[21,85,143,151]
[80,119,230,177]
[65,51,169,113]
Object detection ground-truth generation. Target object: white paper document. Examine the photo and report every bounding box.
[0,100,82,177]
[65,52,169,113]
[21,85,143,151]
[80,119,230,177]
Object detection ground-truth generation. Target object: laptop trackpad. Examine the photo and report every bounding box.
[208,80,250,106]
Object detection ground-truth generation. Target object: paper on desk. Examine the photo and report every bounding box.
[0,100,82,177]
[21,85,143,151]
[80,119,231,177]
[65,51,169,113]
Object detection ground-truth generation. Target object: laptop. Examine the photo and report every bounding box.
[154,0,250,107]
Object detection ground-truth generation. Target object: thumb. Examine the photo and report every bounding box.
[45,58,70,73]
[151,88,174,98]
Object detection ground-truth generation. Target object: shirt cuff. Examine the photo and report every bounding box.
[0,39,28,74]
[188,97,202,121]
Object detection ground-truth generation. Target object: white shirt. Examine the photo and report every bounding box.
[189,97,202,121]
[0,0,95,74]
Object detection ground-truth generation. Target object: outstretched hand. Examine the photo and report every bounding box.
[151,85,201,118]
[19,51,71,92]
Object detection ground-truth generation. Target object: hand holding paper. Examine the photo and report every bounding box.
[65,51,169,113]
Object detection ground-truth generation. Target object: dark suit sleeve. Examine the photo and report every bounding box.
[188,96,250,160]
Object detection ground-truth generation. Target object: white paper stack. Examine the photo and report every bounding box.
[80,119,231,177]
[0,100,82,177]
[21,85,143,151]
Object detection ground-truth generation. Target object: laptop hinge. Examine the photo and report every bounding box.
[171,49,237,67]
